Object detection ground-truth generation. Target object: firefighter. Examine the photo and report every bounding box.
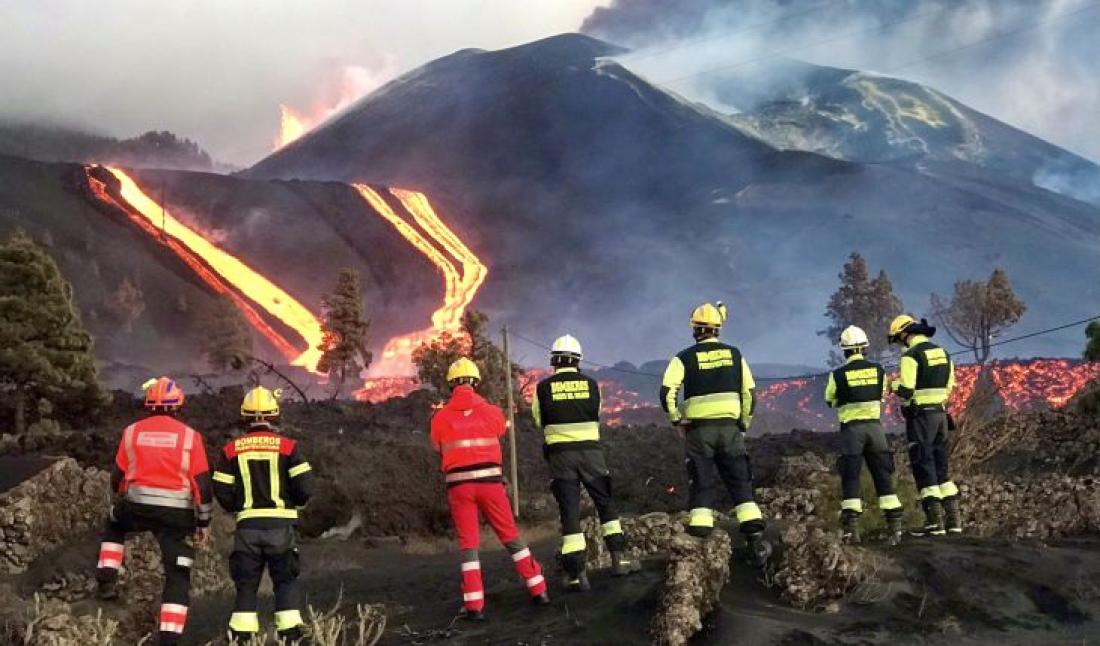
[212,386,313,643]
[888,315,962,536]
[660,302,769,566]
[531,335,640,592]
[824,326,904,545]
[431,358,550,621]
[96,377,213,646]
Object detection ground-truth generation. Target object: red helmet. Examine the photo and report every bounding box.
[143,377,185,410]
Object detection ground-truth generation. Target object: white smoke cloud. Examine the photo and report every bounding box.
[0,0,608,166]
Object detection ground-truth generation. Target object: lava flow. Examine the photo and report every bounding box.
[95,167,325,370]
[351,184,487,377]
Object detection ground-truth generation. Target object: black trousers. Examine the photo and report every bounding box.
[837,420,897,509]
[906,407,950,497]
[548,448,625,551]
[230,525,302,630]
[684,421,760,531]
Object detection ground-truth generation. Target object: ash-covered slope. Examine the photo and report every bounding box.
[246,34,1098,364]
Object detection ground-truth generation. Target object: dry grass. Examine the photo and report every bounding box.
[305,592,386,646]
[949,366,1025,475]
[19,594,118,646]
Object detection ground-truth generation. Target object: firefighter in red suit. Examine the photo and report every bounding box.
[96,377,214,646]
[430,358,550,621]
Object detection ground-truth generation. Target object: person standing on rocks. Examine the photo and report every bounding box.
[532,334,640,592]
[95,377,214,646]
[431,357,550,621]
[212,386,314,642]
[888,315,962,536]
[659,302,770,566]
[824,326,905,545]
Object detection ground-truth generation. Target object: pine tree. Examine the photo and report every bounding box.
[821,252,903,365]
[0,230,106,433]
[316,269,372,397]
[931,268,1027,364]
[412,310,524,407]
[194,296,253,373]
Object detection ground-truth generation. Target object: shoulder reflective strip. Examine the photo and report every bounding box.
[159,622,185,634]
[544,421,600,444]
[176,556,194,568]
[511,547,532,562]
[461,561,481,571]
[444,466,503,483]
[561,533,586,554]
[939,481,959,497]
[840,498,863,512]
[178,426,195,492]
[878,494,903,510]
[463,591,484,601]
[123,424,137,480]
[734,502,763,523]
[601,519,623,536]
[441,437,499,452]
[526,574,545,588]
[919,486,943,499]
[229,611,261,633]
[689,507,714,527]
[288,462,312,477]
[274,609,304,631]
[213,471,236,484]
[236,508,299,520]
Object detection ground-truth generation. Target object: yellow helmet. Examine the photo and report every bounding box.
[888,314,917,342]
[446,357,481,383]
[241,386,280,419]
[691,301,728,328]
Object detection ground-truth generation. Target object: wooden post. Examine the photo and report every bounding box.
[502,325,520,517]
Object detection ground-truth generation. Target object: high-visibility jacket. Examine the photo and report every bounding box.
[111,415,214,526]
[660,338,756,426]
[212,424,314,528]
[430,385,505,486]
[892,335,955,406]
[532,368,600,452]
[824,354,886,423]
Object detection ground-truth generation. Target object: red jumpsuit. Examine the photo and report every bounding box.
[431,385,547,612]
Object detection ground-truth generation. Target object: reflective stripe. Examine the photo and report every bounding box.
[840,498,863,513]
[544,421,600,445]
[689,507,714,528]
[920,486,943,500]
[939,481,959,498]
[99,542,124,554]
[463,591,484,601]
[445,466,503,483]
[601,519,623,536]
[98,558,122,569]
[126,485,194,509]
[461,561,481,572]
[526,574,545,588]
[561,533,586,554]
[878,494,903,511]
[229,611,260,633]
[682,391,742,420]
[160,622,185,634]
[913,387,948,405]
[511,548,532,562]
[161,603,188,617]
[441,437,499,452]
[734,502,763,523]
[176,556,193,568]
[178,426,195,492]
[288,462,312,477]
[274,609,304,631]
[837,401,881,423]
[123,424,137,482]
[212,471,236,485]
[236,508,299,520]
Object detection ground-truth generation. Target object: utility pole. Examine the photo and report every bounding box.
[502,325,520,517]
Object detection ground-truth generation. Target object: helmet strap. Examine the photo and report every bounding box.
[693,326,719,342]
[550,354,579,369]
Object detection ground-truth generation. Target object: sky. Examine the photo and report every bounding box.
[0,0,610,166]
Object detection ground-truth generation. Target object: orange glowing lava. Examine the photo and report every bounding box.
[273,65,381,150]
[101,167,325,370]
[275,105,308,149]
[351,184,487,377]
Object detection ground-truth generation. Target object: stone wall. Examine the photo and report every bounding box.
[649,530,732,646]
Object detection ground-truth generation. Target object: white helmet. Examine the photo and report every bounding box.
[839,325,869,350]
[550,334,583,360]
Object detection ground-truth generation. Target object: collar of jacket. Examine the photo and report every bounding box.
[907,334,929,349]
[699,337,721,344]
[553,367,579,374]
[845,353,865,363]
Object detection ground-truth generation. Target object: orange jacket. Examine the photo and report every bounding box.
[112,415,214,525]
[430,386,505,481]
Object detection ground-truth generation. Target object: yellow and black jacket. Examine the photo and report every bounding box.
[891,335,956,406]
[824,354,886,424]
[532,368,600,453]
[660,338,756,426]
[213,424,313,528]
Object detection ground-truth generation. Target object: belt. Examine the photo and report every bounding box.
[445,466,503,483]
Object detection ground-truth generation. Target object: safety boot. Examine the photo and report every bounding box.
[840,510,861,545]
[911,499,946,537]
[95,570,119,601]
[610,551,641,577]
[276,627,306,644]
[886,512,905,546]
[942,496,963,534]
[460,608,486,622]
[564,570,591,592]
[531,591,551,606]
[745,531,772,568]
